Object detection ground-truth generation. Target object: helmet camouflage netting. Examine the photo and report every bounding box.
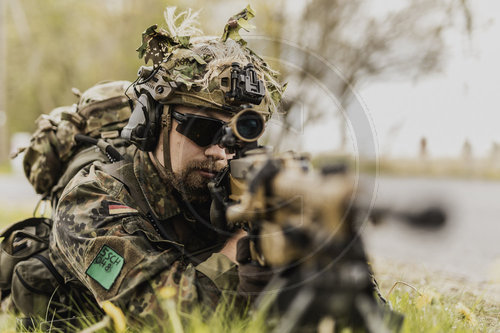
[135,6,285,118]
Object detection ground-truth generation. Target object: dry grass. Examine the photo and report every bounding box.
[371,256,500,332]
[312,153,500,181]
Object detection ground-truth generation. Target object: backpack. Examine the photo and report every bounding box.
[1,80,135,325]
[20,80,134,205]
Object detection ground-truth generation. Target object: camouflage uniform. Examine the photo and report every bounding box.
[46,5,283,324]
[49,145,239,320]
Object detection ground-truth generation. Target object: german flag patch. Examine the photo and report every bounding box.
[106,201,138,215]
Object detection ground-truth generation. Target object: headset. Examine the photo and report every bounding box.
[121,66,176,151]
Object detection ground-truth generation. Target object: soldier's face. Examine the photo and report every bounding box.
[161,105,234,201]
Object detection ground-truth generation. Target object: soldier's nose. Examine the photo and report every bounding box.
[204,144,228,161]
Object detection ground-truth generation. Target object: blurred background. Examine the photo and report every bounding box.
[2,0,500,172]
[0,0,499,322]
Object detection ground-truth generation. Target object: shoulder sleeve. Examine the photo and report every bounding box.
[50,163,238,317]
[195,253,238,291]
[52,164,179,300]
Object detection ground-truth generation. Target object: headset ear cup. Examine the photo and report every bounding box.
[121,93,164,151]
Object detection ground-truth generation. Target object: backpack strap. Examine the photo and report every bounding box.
[32,252,66,288]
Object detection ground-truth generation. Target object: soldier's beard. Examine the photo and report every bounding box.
[169,160,222,203]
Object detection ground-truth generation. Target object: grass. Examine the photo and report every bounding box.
[0,277,495,332]
[389,289,484,332]
[373,257,500,333]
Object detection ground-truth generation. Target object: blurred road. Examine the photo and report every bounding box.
[363,176,500,284]
[0,174,38,207]
[1,173,499,284]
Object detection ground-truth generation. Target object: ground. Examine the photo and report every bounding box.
[372,256,500,332]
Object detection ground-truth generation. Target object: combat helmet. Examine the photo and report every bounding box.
[121,6,285,170]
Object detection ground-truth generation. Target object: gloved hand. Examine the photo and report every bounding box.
[236,236,274,297]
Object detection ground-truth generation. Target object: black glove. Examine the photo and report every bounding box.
[236,236,274,297]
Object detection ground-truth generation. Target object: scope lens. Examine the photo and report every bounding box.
[235,111,264,140]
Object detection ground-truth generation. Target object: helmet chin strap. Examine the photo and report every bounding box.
[149,104,174,183]
[161,105,173,174]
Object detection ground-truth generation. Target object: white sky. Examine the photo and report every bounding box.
[356,1,500,158]
[259,0,500,159]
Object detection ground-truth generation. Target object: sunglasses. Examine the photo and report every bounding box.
[171,110,227,147]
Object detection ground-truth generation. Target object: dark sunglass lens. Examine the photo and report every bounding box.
[176,115,224,147]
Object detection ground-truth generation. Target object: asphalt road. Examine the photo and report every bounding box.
[1,173,499,284]
[362,175,500,284]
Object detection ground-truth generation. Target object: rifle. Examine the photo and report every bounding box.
[208,109,446,332]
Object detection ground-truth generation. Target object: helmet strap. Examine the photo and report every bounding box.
[161,105,173,174]
[148,104,174,184]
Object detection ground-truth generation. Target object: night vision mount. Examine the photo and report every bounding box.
[225,62,266,105]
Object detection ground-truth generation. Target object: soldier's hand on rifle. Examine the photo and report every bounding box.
[217,229,246,263]
[236,235,273,297]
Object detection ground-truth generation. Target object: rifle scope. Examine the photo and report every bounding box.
[228,109,265,143]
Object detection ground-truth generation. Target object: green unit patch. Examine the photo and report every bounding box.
[86,245,124,290]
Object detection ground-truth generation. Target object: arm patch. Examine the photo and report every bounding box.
[86,245,125,290]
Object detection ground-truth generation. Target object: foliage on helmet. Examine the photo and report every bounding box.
[135,6,285,117]
[221,5,256,46]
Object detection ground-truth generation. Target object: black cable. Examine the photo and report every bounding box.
[74,134,124,162]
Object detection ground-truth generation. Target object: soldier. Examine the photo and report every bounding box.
[47,6,284,326]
